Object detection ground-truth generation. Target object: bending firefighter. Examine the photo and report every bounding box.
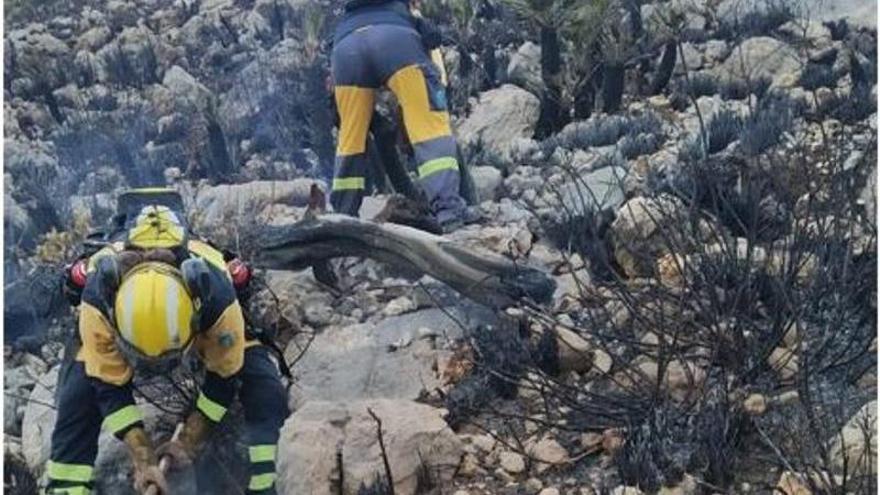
[331,0,471,231]
[47,189,288,495]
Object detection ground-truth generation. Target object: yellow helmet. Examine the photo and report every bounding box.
[113,262,195,365]
[127,205,187,250]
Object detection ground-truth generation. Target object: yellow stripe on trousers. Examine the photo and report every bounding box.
[49,487,90,495]
[249,472,277,491]
[332,177,366,191]
[418,157,459,178]
[335,86,375,156]
[386,64,452,144]
[249,444,277,463]
[47,461,94,483]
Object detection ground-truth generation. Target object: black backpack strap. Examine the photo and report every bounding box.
[246,326,292,379]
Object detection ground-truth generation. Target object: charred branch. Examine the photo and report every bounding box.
[255,214,555,309]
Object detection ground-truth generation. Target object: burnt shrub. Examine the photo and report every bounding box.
[824,19,851,41]
[716,1,796,40]
[620,132,663,159]
[357,478,392,495]
[751,76,772,101]
[541,118,622,154]
[679,153,790,240]
[740,93,803,156]
[52,105,161,191]
[817,85,876,124]
[4,453,38,495]
[719,76,771,101]
[564,116,630,148]
[686,73,719,98]
[627,111,664,137]
[608,112,666,161]
[706,109,743,154]
[678,135,705,164]
[444,318,532,426]
[447,95,876,492]
[544,112,663,152]
[102,42,160,89]
[799,62,838,90]
[720,78,750,100]
[670,73,719,111]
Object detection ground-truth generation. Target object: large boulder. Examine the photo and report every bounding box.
[714,36,800,88]
[276,399,463,495]
[507,41,543,94]
[456,85,540,159]
[191,178,324,232]
[4,265,68,344]
[20,367,56,475]
[556,165,628,216]
[610,195,695,278]
[828,400,876,477]
[162,65,214,113]
[218,38,311,137]
[469,165,503,202]
[75,26,113,52]
[95,26,163,87]
[4,193,36,251]
[4,355,45,436]
[674,42,703,75]
[6,25,74,96]
[105,0,142,30]
[288,307,485,408]
[5,138,61,202]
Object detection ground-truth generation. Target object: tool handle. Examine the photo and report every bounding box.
[143,423,184,495]
[144,483,160,495]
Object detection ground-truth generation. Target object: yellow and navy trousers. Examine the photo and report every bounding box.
[46,346,288,494]
[45,358,140,495]
[196,345,288,494]
[330,22,466,223]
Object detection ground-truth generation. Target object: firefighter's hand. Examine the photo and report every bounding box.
[155,439,194,471]
[133,464,168,494]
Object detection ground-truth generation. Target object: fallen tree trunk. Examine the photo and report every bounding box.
[255,214,555,309]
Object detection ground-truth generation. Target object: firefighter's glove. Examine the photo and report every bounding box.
[123,427,168,494]
[156,411,213,470]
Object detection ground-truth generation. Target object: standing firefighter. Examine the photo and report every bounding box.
[330,0,470,231]
[47,189,288,495]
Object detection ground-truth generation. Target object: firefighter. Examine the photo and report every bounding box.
[330,0,472,232]
[47,189,288,495]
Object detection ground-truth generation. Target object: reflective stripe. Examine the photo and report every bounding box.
[120,279,136,344]
[187,240,228,271]
[49,487,90,495]
[129,187,176,194]
[166,276,180,347]
[103,405,143,435]
[418,157,458,178]
[197,392,227,422]
[248,472,277,491]
[430,48,448,87]
[332,177,366,191]
[249,445,277,463]
[86,246,119,273]
[47,461,94,483]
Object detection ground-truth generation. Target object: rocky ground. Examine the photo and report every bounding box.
[4,0,878,494]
